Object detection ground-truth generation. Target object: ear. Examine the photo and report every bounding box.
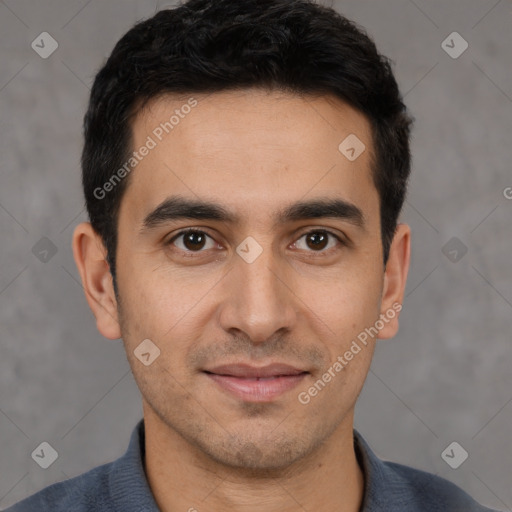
[377,223,411,339]
[72,222,121,340]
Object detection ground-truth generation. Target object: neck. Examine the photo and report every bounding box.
[143,406,365,512]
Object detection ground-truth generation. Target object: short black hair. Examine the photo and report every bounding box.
[82,0,413,287]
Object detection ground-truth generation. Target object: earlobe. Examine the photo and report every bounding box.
[378,223,411,339]
[72,222,122,340]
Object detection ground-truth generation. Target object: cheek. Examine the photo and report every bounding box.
[117,256,217,348]
[307,264,383,337]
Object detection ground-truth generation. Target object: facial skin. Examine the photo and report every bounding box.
[73,89,410,512]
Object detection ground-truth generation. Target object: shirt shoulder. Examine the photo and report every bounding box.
[354,431,501,512]
[4,419,159,512]
[380,459,501,512]
[3,461,116,512]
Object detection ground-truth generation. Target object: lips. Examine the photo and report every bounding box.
[203,363,309,402]
[204,362,307,379]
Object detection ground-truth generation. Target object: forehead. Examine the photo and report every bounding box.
[120,89,378,230]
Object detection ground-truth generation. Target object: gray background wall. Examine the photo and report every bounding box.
[0,0,511,510]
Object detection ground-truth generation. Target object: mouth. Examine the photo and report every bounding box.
[203,363,309,402]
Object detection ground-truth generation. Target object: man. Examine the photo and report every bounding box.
[6,0,501,511]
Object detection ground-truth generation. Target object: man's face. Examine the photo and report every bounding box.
[110,89,400,470]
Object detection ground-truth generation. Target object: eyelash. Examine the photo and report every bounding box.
[167,228,345,257]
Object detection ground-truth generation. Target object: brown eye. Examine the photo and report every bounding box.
[305,231,328,250]
[293,230,342,253]
[170,229,215,252]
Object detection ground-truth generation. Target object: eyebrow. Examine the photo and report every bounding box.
[140,195,366,233]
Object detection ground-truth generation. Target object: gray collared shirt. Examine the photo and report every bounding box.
[5,419,501,511]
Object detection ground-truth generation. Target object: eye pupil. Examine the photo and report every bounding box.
[184,231,206,251]
[306,231,328,251]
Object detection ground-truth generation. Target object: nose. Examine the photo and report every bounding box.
[217,241,298,345]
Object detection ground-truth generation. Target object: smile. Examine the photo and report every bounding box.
[204,372,308,402]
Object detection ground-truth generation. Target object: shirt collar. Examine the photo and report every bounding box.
[108,419,160,511]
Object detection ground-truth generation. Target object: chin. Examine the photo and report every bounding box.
[195,427,319,473]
